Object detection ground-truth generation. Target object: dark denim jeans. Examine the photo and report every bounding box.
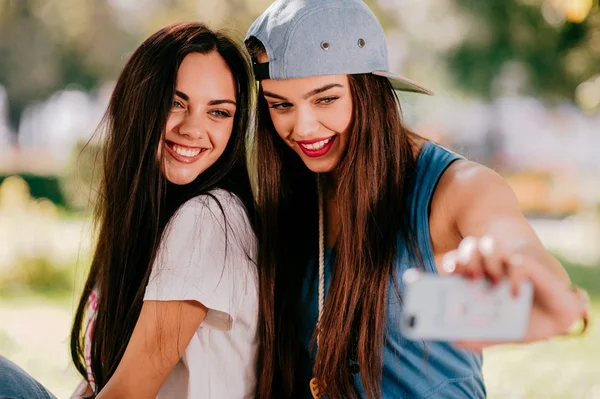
[0,356,56,399]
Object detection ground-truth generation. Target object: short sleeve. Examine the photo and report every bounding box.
[143,190,254,331]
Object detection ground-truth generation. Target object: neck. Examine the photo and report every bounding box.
[320,172,341,248]
[321,170,338,198]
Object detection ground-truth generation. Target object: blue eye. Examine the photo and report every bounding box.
[210,110,232,118]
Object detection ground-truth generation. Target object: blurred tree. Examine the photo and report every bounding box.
[0,173,66,207]
[59,138,102,211]
[136,0,394,43]
[448,0,600,104]
[0,0,136,135]
[0,0,398,139]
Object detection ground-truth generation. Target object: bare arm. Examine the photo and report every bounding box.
[441,161,569,283]
[433,161,586,348]
[95,300,208,399]
[95,194,247,397]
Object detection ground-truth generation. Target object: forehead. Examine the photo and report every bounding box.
[177,52,236,98]
[256,51,349,98]
[260,74,349,99]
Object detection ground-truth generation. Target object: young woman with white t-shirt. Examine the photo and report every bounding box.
[64,22,258,399]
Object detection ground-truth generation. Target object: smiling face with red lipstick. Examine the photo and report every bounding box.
[159,51,237,185]
[259,56,353,173]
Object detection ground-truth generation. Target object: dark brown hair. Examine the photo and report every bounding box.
[70,22,255,391]
[246,38,423,399]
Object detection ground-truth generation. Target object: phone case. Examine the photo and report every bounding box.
[400,270,533,342]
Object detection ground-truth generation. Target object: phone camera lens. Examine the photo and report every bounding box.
[407,315,417,328]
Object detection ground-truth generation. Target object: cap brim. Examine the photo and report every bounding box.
[372,71,433,96]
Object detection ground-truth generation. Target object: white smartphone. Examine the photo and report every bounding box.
[400,269,534,342]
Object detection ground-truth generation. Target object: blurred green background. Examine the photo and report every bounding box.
[0,0,599,398]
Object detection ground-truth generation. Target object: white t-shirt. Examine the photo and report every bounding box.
[143,189,258,399]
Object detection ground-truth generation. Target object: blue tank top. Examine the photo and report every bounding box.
[298,142,486,398]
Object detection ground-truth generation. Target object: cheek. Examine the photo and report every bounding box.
[157,141,163,161]
[327,100,353,134]
[268,109,293,140]
[209,121,235,156]
[165,112,181,134]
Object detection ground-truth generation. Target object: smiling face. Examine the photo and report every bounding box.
[258,56,354,173]
[159,51,237,185]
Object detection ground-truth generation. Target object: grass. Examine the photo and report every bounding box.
[0,296,81,398]
[484,303,600,399]
[0,261,598,398]
[484,259,600,399]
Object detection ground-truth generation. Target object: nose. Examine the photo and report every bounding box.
[178,113,206,140]
[293,106,319,138]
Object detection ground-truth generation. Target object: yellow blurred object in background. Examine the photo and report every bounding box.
[0,176,30,211]
[551,0,594,23]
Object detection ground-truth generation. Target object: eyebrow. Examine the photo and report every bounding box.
[302,83,344,100]
[263,83,344,102]
[175,90,236,106]
[175,90,189,101]
[208,99,236,106]
[262,91,288,101]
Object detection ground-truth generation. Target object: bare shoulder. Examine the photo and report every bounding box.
[439,159,500,188]
[435,159,519,215]
[429,159,521,261]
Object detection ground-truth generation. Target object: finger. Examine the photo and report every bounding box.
[453,341,483,352]
[453,339,505,352]
[518,258,584,336]
[558,286,591,334]
[521,256,566,301]
[455,236,482,279]
[477,235,503,285]
[442,250,458,274]
[572,287,591,334]
[506,254,527,296]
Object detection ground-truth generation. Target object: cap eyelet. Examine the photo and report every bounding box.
[320,41,330,50]
[358,38,365,48]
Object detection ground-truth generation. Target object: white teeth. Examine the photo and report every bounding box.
[171,143,202,157]
[300,137,332,151]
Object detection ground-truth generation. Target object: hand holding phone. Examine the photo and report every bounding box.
[400,269,533,342]
[405,235,590,349]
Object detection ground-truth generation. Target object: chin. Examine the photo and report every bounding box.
[306,165,333,174]
[302,159,339,174]
[295,145,343,174]
[169,178,194,185]
[166,177,193,185]
[164,170,200,186]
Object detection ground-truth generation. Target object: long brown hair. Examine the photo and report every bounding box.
[70,22,255,390]
[247,39,422,399]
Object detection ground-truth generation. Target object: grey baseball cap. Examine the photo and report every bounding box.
[245,0,433,95]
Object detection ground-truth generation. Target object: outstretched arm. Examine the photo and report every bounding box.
[437,161,587,349]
